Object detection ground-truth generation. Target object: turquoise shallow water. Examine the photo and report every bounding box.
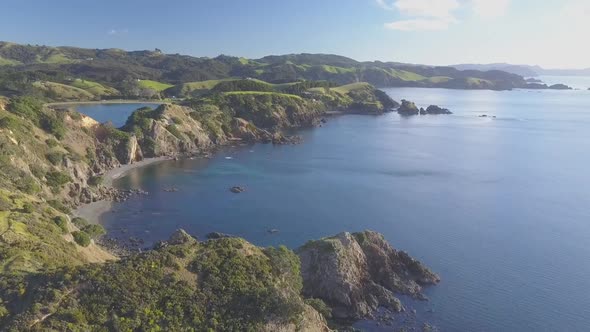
[81,87,590,331]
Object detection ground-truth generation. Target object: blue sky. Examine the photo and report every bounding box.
[1,0,588,68]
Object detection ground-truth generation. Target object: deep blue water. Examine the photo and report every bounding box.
[72,103,160,127]
[92,87,590,331]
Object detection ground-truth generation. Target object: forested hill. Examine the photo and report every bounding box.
[0,41,546,97]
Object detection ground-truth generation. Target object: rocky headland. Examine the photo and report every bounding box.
[297,231,439,321]
[0,228,437,331]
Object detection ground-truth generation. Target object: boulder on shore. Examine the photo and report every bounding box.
[296,231,439,320]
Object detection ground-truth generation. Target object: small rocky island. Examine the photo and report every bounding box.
[397,99,453,116]
[421,105,452,115]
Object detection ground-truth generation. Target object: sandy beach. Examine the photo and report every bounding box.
[73,156,170,224]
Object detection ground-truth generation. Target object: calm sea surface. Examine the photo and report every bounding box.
[77,86,590,331]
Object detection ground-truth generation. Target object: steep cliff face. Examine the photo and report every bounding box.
[353,231,440,294]
[297,231,439,320]
[116,135,143,164]
[123,104,214,157]
[217,93,326,129]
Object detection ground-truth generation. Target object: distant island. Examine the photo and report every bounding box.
[0,41,572,100]
[452,63,590,77]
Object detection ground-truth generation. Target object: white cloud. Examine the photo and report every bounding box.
[471,0,510,19]
[378,0,511,31]
[376,0,395,10]
[385,17,456,31]
[378,0,460,31]
[108,29,128,36]
[561,0,590,23]
[394,0,459,19]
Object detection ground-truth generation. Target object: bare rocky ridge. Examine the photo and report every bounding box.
[297,231,439,321]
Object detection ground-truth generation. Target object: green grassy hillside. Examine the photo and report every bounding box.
[32,81,96,101]
[70,79,119,96]
[0,41,534,96]
[137,79,174,92]
[165,79,235,97]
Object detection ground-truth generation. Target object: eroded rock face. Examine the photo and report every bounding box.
[230,117,268,142]
[297,231,439,320]
[123,135,143,164]
[353,232,440,295]
[138,104,214,157]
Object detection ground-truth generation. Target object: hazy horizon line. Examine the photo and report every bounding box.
[1,39,588,71]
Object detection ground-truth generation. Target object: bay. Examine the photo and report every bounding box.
[87,86,590,331]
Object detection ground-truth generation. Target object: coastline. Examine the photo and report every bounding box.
[73,156,170,224]
[46,99,166,108]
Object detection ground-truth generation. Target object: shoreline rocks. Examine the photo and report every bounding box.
[398,100,452,116]
[296,231,439,321]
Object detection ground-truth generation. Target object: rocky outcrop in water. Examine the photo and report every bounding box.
[230,186,246,193]
[421,105,452,115]
[297,231,439,320]
[548,83,572,90]
[397,100,420,116]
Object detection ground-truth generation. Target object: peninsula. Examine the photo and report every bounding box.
[0,78,440,330]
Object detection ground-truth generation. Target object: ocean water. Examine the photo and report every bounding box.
[90,87,590,331]
[537,75,590,90]
[72,103,161,127]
